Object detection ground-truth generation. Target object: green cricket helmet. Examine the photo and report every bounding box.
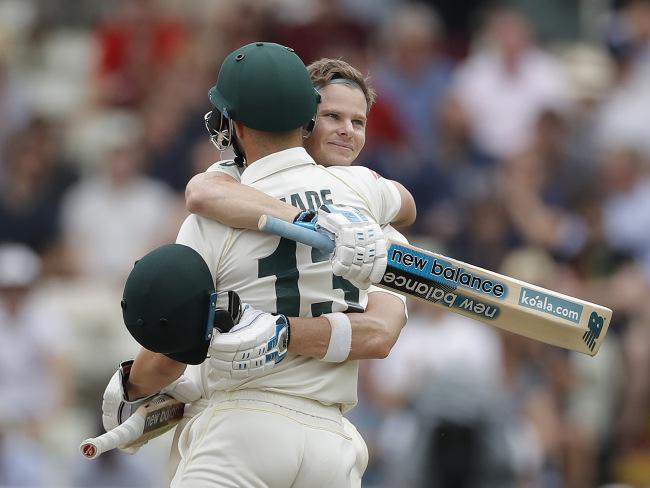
[208,42,319,132]
[121,244,235,365]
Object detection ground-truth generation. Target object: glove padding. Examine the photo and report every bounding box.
[316,204,387,288]
[101,360,201,454]
[208,305,290,380]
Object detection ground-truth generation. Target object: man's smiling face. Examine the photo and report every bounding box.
[305,83,368,167]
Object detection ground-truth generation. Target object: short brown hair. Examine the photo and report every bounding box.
[307,58,377,112]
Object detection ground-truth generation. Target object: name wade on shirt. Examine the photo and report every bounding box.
[281,189,333,211]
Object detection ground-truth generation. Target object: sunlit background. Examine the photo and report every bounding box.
[1,0,649,486]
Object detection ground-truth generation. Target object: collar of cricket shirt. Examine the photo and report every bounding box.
[241,147,316,185]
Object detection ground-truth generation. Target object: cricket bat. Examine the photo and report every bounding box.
[80,394,184,459]
[258,215,612,356]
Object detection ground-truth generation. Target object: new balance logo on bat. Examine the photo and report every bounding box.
[381,270,500,320]
[143,403,184,433]
[388,245,508,299]
[583,312,606,351]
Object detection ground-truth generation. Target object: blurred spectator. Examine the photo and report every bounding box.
[448,194,517,272]
[498,110,593,258]
[613,302,650,487]
[140,54,211,193]
[506,0,581,44]
[369,2,452,163]
[0,33,32,174]
[0,243,71,486]
[597,0,650,158]
[60,113,181,283]
[500,247,624,488]
[337,0,403,29]
[364,302,518,487]
[379,96,496,240]
[0,434,54,487]
[559,43,614,166]
[450,5,572,160]
[205,0,275,57]
[565,336,623,487]
[417,0,492,58]
[94,0,189,107]
[273,0,370,64]
[600,147,650,280]
[0,117,78,273]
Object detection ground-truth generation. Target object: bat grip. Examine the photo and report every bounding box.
[258,215,334,253]
[80,411,146,459]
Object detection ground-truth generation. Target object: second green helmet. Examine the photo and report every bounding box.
[208,42,319,132]
[122,244,218,365]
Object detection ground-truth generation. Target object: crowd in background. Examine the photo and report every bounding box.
[1,0,650,486]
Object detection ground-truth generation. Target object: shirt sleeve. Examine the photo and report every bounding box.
[176,214,230,284]
[377,176,402,225]
[206,160,244,182]
[326,166,402,225]
[361,168,401,225]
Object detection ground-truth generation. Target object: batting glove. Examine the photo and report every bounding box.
[316,204,387,289]
[101,361,201,454]
[208,304,290,380]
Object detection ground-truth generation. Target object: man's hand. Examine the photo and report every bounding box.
[316,204,387,288]
[101,361,201,454]
[209,305,290,380]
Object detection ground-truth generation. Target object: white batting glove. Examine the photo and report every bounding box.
[316,204,387,289]
[208,304,290,380]
[101,361,201,454]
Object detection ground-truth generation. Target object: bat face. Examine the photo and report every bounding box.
[380,241,611,355]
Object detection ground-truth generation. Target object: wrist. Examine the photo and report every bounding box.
[124,381,145,402]
[322,312,352,362]
[278,315,290,356]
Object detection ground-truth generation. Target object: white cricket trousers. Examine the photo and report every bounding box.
[170,390,368,488]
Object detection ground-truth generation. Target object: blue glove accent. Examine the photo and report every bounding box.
[266,315,289,364]
[293,210,318,231]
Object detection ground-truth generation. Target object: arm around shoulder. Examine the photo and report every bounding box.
[185,171,300,230]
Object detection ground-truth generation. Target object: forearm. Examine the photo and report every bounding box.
[186,172,298,230]
[126,348,186,400]
[349,292,406,359]
[288,292,407,360]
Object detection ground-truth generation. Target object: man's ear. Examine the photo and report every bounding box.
[233,121,245,141]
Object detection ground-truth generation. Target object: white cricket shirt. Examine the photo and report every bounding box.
[177,147,402,411]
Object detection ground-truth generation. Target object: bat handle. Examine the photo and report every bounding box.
[258,215,335,253]
[79,412,146,459]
